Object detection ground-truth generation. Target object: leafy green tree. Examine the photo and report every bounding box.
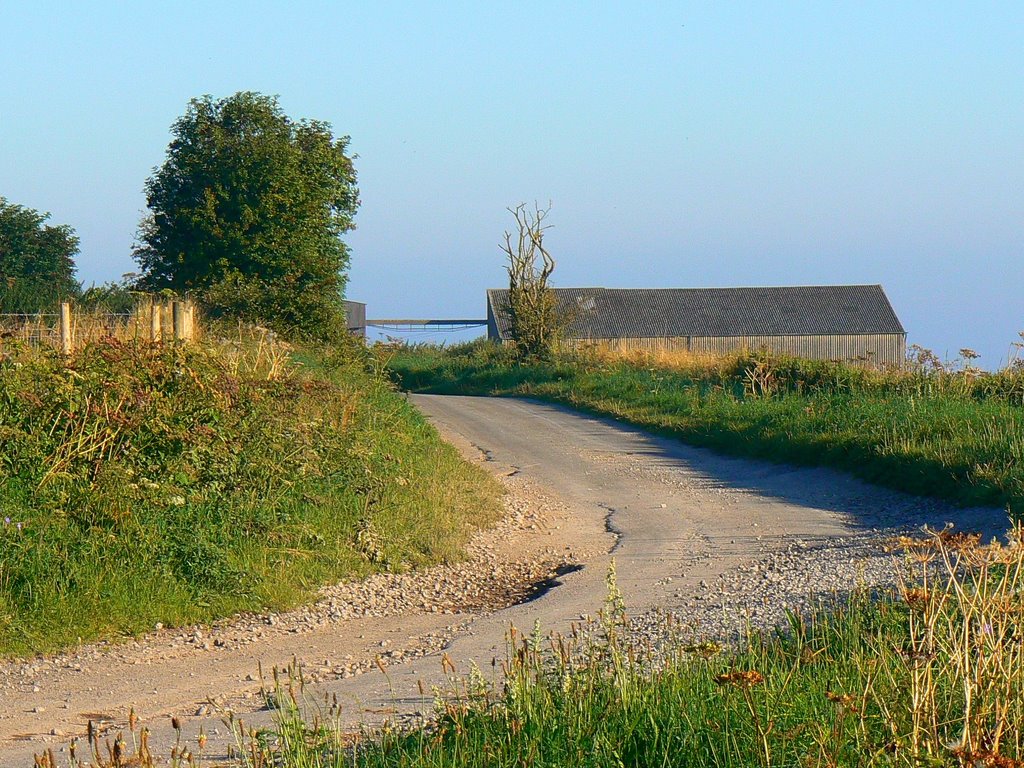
[134,92,359,340]
[0,197,80,312]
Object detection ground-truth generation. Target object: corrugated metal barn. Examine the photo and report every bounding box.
[486,285,907,366]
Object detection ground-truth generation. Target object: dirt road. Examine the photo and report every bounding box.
[1,395,1006,765]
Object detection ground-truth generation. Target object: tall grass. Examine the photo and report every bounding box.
[0,332,501,655]
[388,341,1024,515]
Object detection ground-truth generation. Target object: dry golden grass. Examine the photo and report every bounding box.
[890,525,1024,763]
[591,346,740,376]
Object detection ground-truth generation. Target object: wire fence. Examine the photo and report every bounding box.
[0,300,196,353]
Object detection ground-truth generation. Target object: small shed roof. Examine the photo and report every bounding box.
[487,285,905,340]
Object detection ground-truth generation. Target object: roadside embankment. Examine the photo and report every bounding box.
[0,334,502,655]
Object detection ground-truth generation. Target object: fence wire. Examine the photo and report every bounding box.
[1,311,154,351]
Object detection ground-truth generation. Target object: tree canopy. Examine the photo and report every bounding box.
[134,92,359,340]
[0,197,80,313]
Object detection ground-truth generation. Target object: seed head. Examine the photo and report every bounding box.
[902,587,933,611]
[826,691,858,711]
[714,670,764,688]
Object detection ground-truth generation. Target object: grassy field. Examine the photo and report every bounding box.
[0,332,501,656]
[388,341,1024,516]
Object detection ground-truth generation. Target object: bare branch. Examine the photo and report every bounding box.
[499,201,560,358]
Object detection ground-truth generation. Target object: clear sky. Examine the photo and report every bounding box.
[2,2,1021,365]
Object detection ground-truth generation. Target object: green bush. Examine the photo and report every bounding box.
[134,92,359,342]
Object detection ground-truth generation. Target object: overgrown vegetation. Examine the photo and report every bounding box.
[47,529,1024,767]
[0,333,500,655]
[499,203,562,359]
[76,279,142,314]
[389,340,1024,515]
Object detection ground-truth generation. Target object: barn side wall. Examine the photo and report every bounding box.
[561,336,690,353]
[562,333,906,367]
[343,301,366,337]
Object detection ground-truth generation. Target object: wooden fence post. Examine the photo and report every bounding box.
[149,301,162,343]
[185,300,195,342]
[172,301,185,342]
[59,302,73,355]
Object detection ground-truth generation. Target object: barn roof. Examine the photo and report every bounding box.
[486,285,905,340]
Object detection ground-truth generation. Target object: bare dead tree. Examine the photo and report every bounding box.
[501,202,561,358]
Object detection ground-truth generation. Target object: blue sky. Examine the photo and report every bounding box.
[2,2,1021,364]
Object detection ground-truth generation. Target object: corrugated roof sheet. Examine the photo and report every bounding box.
[486,285,906,340]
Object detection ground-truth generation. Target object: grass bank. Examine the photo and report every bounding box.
[388,341,1024,516]
[0,334,501,656]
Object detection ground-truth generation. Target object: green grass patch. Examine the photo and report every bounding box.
[0,336,501,656]
[387,341,1024,516]
[352,595,913,767]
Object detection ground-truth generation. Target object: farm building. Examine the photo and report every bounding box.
[344,300,366,337]
[486,284,907,366]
